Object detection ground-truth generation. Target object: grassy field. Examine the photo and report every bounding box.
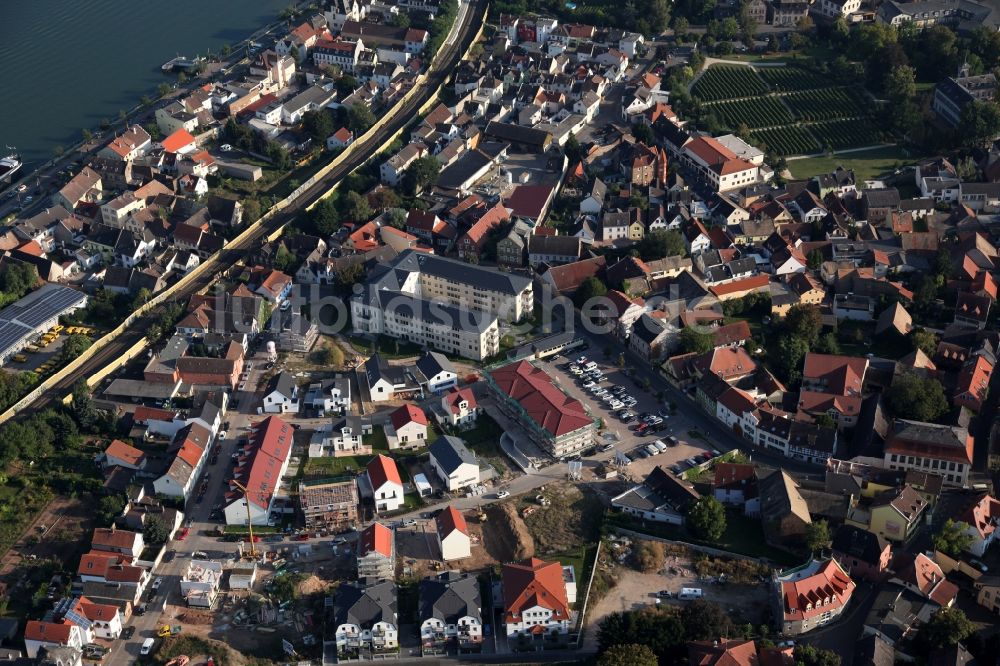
[787,145,925,180]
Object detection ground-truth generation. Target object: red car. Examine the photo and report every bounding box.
[294,534,311,541]
[245,535,261,543]
[175,528,189,541]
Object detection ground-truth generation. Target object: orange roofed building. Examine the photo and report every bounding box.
[772,558,855,636]
[688,638,794,666]
[357,521,395,580]
[798,353,869,429]
[487,360,595,458]
[502,557,576,638]
[223,416,294,525]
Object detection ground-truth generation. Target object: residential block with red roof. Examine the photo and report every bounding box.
[501,557,576,637]
[91,527,144,559]
[386,403,429,450]
[99,439,146,471]
[152,422,212,502]
[366,454,404,513]
[681,136,760,192]
[797,353,869,428]
[223,416,294,525]
[772,558,856,635]
[488,360,596,458]
[687,638,794,666]
[441,387,480,428]
[357,521,395,581]
[952,493,1000,557]
[436,506,471,561]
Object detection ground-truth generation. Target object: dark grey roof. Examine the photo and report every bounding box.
[414,351,455,381]
[429,436,477,474]
[334,580,397,628]
[631,313,668,345]
[365,353,409,387]
[527,234,581,258]
[832,524,886,565]
[862,188,901,209]
[485,120,551,147]
[0,283,87,360]
[437,149,494,190]
[266,371,297,399]
[380,250,532,296]
[418,571,481,625]
[643,466,700,510]
[863,585,935,646]
[854,634,895,666]
[788,421,838,454]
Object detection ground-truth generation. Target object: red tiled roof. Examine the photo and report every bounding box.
[502,557,570,622]
[161,128,196,153]
[104,439,145,467]
[718,386,757,416]
[712,320,751,347]
[236,416,293,510]
[367,454,402,490]
[778,559,855,622]
[504,184,554,219]
[436,505,469,538]
[954,355,993,410]
[92,528,140,551]
[359,521,393,558]
[444,387,478,414]
[543,256,607,292]
[710,274,770,297]
[713,463,756,491]
[349,221,380,251]
[688,638,758,666]
[895,553,958,606]
[490,361,592,437]
[133,406,178,422]
[693,347,757,381]
[390,404,428,429]
[956,494,1000,540]
[802,353,868,397]
[24,620,73,644]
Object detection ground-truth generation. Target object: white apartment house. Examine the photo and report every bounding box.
[419,571,483,653]
[429,436,480,492]
[367,454,405,513]
[381,142,427,186]
[883,419,974,487]
[681,136,760,193]
[351,251,533,361]
[502,558,576,638]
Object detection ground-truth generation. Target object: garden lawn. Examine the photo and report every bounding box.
[303,454,369,477]
[788,145,926,180]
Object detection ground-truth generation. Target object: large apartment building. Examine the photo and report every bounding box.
[883,419,974,487]
[351,250,533,361]
[486,360,595,458]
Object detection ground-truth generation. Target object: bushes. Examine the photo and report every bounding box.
[633,540,666,572]
[691,66,767,102]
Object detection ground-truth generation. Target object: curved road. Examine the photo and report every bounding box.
[23,0,486,417]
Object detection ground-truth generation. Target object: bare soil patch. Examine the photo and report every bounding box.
[483,502,534,562]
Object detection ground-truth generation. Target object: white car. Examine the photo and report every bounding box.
[609,400,624,410]
[151,577,163,591]
[221,143,233,151]
[582,381,596,388]
[496,490,510,499]
[141,638,155,655]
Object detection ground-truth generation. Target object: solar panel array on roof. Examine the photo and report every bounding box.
[0,284,87,362]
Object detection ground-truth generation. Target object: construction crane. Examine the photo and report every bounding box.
[230,479,257,558]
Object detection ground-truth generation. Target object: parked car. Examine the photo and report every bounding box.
[599,443,615,452]
[497,490,510,499]
[656,590,673,598]
[175,528,189,541]
[653,440,668,453]
[575,356,588,365]
[670,464,683,475]
[140,638,155,655]
[123,626,135,639]
[151,577,163,591]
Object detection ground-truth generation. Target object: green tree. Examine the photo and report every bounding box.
[384,208,407,229]
[342,191,373,222]
[402,156,442,195]
[598,644,658,666]
[933,519,975,557]
[686,496,726,541]
[242,198,262,224]
[98,495,126,527]
[336,74,359,97]
[157,83,172,97]
[598,608,685,661]
[775,334,811,386]
[807,249,824,269]
[681,600,733,641]
[564,133,583,164]
[885,372,948,421]
[784,304,822,344]
[959,100,1000,147]
[274,245,296,272]
[637,230,686,260]
[632,123,654,145]
[918,607,975,651]
[794,645,842,666]
[347,103,376,134]
[144,515,171,544]
[81,129,93,142]
[883,65,920,134]
[805,519,831,552]
[910,328,939,357]
[302,109,335,143]
[575,276,608,308]
[814,414,836,428]
[678,327,715,354]
[58,334,93,365]
[72,379,95,431]
[370,188,400,212]
[310,198,341,236]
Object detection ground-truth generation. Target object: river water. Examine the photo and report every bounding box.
[0,0,294,170]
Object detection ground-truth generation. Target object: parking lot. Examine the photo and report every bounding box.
[534,354,719,478]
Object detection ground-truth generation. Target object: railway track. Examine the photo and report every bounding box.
[22,0,486,417]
